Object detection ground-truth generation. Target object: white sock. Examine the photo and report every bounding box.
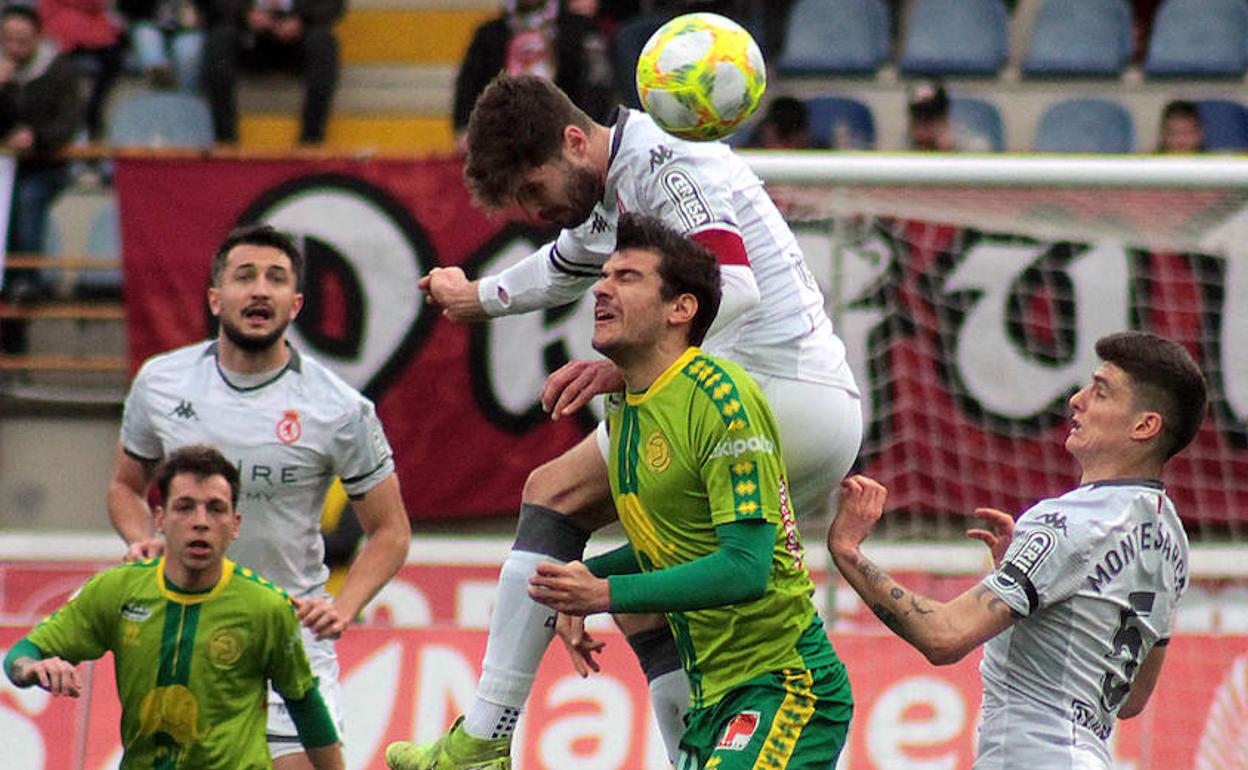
[463,550,559,741]
[648,667,691,764]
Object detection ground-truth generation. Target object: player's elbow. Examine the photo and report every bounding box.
[921,632,976,666]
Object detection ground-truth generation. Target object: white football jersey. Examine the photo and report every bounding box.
[476,108,858,392]
[976,480,1189,770]
[121,340,396,598]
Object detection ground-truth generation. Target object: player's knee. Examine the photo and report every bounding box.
[521,459,577,511]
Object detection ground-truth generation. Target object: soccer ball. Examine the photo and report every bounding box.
[636,13,766,142]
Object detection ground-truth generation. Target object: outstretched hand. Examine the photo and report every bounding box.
[528,561,611,616]
[418,267,489,322]
[828,475,888,558]
[16,657,82,697]
[555,613,606,677]
[966,508,1015,568]
[542,359,624,420]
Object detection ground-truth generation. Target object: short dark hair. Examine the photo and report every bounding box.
[1161,99,1200,124]
[211,224,304,290]
[1095,331,1207,460]
[762,96,810,139]
[1,4,41,30]
[614,213,722,346]
[464,74,595,209]
[155,445,241,509]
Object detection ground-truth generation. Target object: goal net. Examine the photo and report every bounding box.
[742,153,1248,540]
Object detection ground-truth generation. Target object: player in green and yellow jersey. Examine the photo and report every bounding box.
[4,445,344,770]
[528,213,852,769]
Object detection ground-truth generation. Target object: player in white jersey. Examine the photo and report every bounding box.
[385,73,862,770]
[828,331,1207,770]
[108,224,412,770]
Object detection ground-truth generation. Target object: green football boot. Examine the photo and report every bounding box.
[385,716,512,770]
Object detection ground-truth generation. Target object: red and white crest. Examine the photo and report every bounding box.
[717,710,761,751]
[276,410,302,444]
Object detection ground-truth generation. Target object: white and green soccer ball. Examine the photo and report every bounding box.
[636,12,767,142]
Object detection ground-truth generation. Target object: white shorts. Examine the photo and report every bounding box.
[596,375,863,519]
[267,627,345,759]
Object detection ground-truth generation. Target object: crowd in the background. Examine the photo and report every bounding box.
[0,0,1234,356]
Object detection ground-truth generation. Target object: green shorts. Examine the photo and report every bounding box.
[676,662,853,770]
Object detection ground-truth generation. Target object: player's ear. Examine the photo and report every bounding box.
[564,125,589,159]
[289,291,304,321]
[669,292,698,328]
[207,285,222,319]
[153,506,166,534]
[1132,410,1163,444]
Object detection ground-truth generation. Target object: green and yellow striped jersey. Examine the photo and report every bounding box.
[605,347,835,708]
[24,558,321,769]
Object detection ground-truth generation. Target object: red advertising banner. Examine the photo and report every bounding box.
[115,159,1248,524]
[4,624,1246,770]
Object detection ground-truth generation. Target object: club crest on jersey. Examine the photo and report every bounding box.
[717,710,761,751]
[660,168,712,231]
[644,430,671,473]
[208,628,244,668]
[276,410,302,444]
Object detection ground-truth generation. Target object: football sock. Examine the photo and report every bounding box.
[463,503,590,741]
[627,626,689,764]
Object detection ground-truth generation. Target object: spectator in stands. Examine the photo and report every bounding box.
[1157,99,1205,154]
[118,0,203,91]
[200,0,343,146]
[38,0,124,141]
[907,80,990,153]
[0,3,82,355]
[453,0,615,152]
[750,95,824,149]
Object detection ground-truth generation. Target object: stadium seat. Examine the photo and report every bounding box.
[1022,0,1132,77]
[1034,98,1135,153]
[76,199,122,297]
[1195,99,1248,152]
[612,14,666,108]
[949,97,1005,152]
[1145,0,1248,78]
[900,0,1009,76]
[806,96,876,149]
[107,92,214,149]
[777,0,891,76]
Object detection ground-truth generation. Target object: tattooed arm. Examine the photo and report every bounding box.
[828,476,1019,665]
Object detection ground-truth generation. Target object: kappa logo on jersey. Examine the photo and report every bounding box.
[276,410,302,444]
[169,400,198,420]
[120,601,152,622]
[661,168,712,231]
[1037,511,1068,534]
[994,528,1057,589]
[644,430,671,473]
[649,144,674,171]
[717,710,761,751]
[709,434,775,460]
[590,212,611,234]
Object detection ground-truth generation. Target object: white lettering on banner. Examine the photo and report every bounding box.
[457,581,499,629]
[477,238,602,421]
[1223,254,1248,424]
[0,665,50,770]
[866,676,966,770]
[945,241,1131,419]
[538,675,634,769]
[413,646,480,743]
[253,186,430,392]
[341,641,403,769]
[364,580,432,627]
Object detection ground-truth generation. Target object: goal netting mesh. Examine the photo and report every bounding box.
[742,153,1248,540]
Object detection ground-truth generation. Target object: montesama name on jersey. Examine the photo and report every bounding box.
[122,341,396,597]
[977,480,1189,769]
[604,347,839,709]
[23,558,328,768]
[477,108,858,393]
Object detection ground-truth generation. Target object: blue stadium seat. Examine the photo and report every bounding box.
[1195,99,1248,151]
[1145,0,1248,77]
[900,0,1009,76]
[806,96,876,149]
[612,14,666,109]
[1034,98,1135,153]
[107,92,213,149]
[778,0,891,75]
[75,199,122,297]
[1022,0,1132,77]
[949,97,1004,152]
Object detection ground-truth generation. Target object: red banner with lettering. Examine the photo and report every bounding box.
[115,160,1248,523]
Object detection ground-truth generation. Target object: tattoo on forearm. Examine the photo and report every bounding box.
[910,595,934,615]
